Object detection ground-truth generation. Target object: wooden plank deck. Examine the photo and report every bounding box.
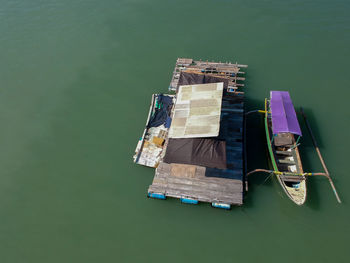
[148,162,243,204]
[169,58,248,91]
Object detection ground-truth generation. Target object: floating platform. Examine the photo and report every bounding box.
[135,58,248,209]
[148,91,245,207]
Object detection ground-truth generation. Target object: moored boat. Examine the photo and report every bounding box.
[264,91,306,205]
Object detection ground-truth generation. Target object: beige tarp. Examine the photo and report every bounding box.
[168,82,224,138]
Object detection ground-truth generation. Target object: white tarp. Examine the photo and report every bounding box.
[168,82,223,138]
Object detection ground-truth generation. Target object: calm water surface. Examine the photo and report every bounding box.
[0,0,349,262]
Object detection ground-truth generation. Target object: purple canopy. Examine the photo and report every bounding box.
[270,91,302,136]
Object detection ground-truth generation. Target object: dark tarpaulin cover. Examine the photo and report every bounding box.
[177,72,229,90]
[147,94,173,128]
[163,138,227,169]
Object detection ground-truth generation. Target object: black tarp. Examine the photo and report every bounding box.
[177,72,229,90]
[163,138,227,169]
[147,94,173,128]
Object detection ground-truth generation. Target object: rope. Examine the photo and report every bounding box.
[245,110,268,115]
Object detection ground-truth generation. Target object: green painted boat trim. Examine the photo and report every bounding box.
[264,98,279,172]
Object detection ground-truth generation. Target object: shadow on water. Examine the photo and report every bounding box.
[243,96,274,208]
[296,107,333,210]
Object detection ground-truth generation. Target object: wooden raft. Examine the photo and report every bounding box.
[169,58,248,92]
[147,91,245,206]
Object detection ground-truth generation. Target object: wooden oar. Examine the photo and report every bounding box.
[300,107,342,203]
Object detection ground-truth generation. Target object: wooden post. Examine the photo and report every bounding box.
[300,108,342,203]
[244,110,248,192]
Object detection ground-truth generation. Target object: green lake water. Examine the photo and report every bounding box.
[0,0,349,262]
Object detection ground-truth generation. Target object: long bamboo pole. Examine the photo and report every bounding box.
[300,107,342,203]
[247,168,327,177]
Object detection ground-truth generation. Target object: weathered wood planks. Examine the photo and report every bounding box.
[169,58,248,91]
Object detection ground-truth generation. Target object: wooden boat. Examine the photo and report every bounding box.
[133,94,175,168]
[264,91,306,205]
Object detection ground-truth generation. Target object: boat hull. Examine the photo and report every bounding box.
[264,99,307,205]
[277,175,307,206]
